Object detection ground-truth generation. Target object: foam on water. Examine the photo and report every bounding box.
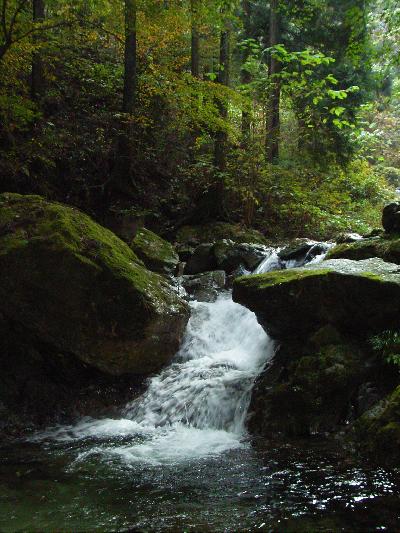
[30,242,331,465]
[32,293,274,464]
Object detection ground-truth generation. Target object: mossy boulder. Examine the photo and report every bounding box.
[0,193,189,377]
[233,258,400,340]
[248,341,365,437]
[327,235,400,264]
[353,385,400,465]
[131,227,179,275]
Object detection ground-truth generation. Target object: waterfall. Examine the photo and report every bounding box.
[30,243,330,465]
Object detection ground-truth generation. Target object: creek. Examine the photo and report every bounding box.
[0,246,399,531]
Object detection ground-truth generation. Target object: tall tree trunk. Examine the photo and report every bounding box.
[31,0,45,102]
[214,28,230,172]
[241,0,252,142]
[266,0,280,163]
[190,0,200,77]
[109,0,137,199]
[123,0,137,114]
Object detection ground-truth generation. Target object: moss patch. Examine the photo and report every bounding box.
[131,227,178,275]
[354,385,400,465]
[327,236,400,265]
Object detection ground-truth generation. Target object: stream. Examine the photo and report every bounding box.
[0,246,399,531]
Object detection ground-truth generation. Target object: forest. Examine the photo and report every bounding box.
[1,1,400,532]
[0,0,399,237]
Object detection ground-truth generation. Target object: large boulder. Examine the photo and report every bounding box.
[213,240,269,273]
[233,258,400,340]
[248,340,366,437]
[278,239,330,263]
[0,193,189,377]
[131,227,179,276]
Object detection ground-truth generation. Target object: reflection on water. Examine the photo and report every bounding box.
[0,437,399,532]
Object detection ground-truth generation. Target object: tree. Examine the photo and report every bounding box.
[123,0,137,113]
[240,0,252,142]
[190,0,200,77]
[214,20,230,172]
[266,0,280,162]
[31,0,45,101]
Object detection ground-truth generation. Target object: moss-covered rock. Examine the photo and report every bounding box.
[248,341,365,437]
[0,193,189,377]
[131,227,179,275]
[233,258,400,340]
[327,235,400,264]
[353,385,400,465]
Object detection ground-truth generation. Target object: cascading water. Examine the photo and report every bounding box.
[6,242,399,533]
[30,244,330,465]
[33,292,274,464]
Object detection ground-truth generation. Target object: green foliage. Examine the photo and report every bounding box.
[370,330,400,368]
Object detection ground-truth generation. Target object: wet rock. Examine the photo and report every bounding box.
[184,243,216,274]
[382,202,400,233]
[184,239,269,275]
[353,385,400,466]
[233,258,400,340]
[278,239,329,263]
[181,270,226,302]
[356,382,381,416]
[131,227,179,275]
[248,341,365,437]
[213,239,268,273]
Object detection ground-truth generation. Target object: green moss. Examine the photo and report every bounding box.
[354,385,400,465]
[235,268,331,290]
[131,227,178,274]
[264,343,362,436]
[327,236,400,265]
[359,272,383,281]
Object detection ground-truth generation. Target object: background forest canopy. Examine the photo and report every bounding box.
[0,0,399,239]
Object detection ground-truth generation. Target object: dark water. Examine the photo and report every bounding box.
[1,436,399,532]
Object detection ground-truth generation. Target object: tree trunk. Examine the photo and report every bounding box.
[123,0,137,114]
[241,0,252,142]
[31,0,45,101]
[214,28,230,172]
[190,0,200,77]
[108,0,137,199]
[266,0,280,163]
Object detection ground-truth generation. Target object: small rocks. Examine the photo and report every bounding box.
[181,271,226,302]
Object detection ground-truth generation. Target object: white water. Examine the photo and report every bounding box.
[32,292,274,465]
[31,244,331,466]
